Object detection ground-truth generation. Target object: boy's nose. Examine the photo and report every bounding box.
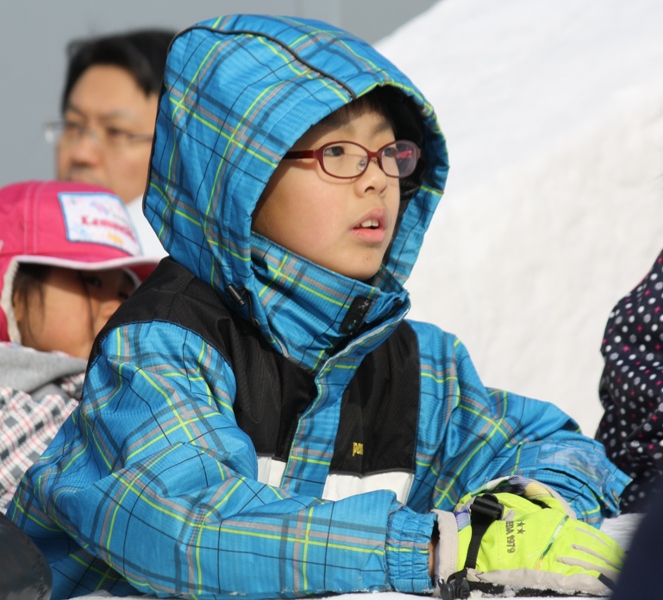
[358,156,389,193]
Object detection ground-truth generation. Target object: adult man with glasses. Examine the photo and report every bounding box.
[45,29,174,255]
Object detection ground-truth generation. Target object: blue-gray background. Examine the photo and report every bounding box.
[0,0,437,189]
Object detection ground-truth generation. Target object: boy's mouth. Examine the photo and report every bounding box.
[358,218,380,229]
[352,209,386,232]
[352,210,388,244]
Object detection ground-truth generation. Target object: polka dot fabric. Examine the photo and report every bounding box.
[597,248,663,512]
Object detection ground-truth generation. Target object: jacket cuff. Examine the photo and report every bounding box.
[385,507,436,593]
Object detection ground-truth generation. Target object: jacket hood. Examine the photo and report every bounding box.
[144,14,448,366]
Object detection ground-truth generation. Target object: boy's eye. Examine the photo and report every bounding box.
[323,145,345,158]
[118,290,131,301]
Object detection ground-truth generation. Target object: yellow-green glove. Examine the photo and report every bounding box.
[433,478,624,598]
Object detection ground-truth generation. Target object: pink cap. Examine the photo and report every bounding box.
[0,180,160,342]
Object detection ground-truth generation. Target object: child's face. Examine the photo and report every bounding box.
[252,109,401,280]
[13,266,135,359]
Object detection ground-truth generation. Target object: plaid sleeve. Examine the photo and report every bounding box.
[407,321,629,525]
[9,320,433,599]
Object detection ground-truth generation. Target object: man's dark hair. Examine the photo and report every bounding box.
[61,29,175,113]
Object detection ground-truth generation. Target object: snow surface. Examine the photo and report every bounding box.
[376,0,663,435]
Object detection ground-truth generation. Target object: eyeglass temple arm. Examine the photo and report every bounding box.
[282,150,317,159]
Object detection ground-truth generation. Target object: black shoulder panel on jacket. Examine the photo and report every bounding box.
[92,257,421,477]
[331,321,420,475]
[92,258,317,458]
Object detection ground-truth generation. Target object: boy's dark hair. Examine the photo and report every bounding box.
[322,86,427,201]
[61,29,175,113]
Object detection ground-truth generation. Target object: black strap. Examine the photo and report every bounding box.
[438,493,503,599]
[464,493,503,569]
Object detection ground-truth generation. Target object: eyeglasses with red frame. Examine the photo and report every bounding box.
[282,140,420,179]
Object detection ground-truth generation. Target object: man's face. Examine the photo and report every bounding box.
[56,64,158,204]
[252,109,401,281]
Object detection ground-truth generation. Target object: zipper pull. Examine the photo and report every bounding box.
[226,284,247,307]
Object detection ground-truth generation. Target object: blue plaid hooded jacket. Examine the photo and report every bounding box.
[8,14,628,600]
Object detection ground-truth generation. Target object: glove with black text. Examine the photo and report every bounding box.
[432,477,623,598]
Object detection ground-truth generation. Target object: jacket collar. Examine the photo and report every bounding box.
[248,233,410,372]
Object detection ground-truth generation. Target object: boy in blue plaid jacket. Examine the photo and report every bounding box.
[9,15,628,600]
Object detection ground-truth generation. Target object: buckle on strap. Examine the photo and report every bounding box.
[464,493,503,570]
[438,570,471,599]
[470,493,504,522]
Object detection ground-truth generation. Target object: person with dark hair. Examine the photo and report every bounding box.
[60,29,172,113]
[12,16,626,599]
[44,29,175,255]
[0,180,158,510]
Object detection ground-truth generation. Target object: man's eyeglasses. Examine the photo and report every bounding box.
[43,120,153,151]
[282,140,420,179]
